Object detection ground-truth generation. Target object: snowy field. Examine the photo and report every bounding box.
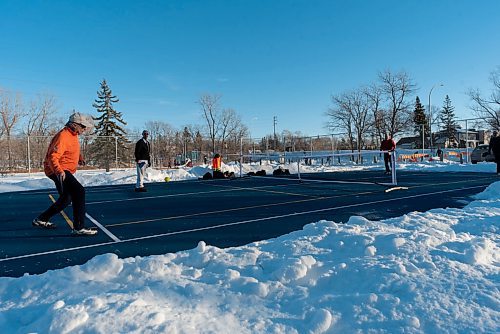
[0,160,499,333]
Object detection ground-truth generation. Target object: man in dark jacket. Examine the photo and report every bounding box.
[489,130,500,174]
[380,134,396,174]
[135,130,151,191]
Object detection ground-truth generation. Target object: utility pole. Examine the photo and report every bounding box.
[273,116,277,150]
[428,83,444,152]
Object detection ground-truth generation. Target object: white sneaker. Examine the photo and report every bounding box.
[32,218,56,229]
[72,227,98,236]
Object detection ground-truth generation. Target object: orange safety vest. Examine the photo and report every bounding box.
[212,156,221,171]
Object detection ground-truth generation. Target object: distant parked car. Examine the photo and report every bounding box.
[471,144,495,164]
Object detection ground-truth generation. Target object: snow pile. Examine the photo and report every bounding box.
[0,182,498,333]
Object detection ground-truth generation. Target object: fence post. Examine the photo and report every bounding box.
[331,135,334,157]
[239,137,243,178]
[27,135,31,176]
[310,136,313,156]
[115,136,118,170]
[266,137,269,161]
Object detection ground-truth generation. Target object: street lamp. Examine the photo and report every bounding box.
[422,123,425,155]
[428,83,444,151]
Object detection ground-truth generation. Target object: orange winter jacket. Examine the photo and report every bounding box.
[43,127,81,176]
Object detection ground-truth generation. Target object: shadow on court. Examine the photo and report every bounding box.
[0,170,496,277]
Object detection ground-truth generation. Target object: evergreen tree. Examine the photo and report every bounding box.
[182,126,191,161]
[194,131,203,153]
[413,96,429,143]
[440,95,458,147]
[90,79,129,171]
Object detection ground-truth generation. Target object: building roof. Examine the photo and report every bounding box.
[396,136,422,145]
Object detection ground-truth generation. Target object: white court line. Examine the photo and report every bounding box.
[105,193,345,227]
[0,184,487,263]
[202,181,321,198]
[86,213,121,242]
[86,183,299,205]
[249,174,386,186]
[86,188,237,205]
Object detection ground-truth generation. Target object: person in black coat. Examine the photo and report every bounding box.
[135,130,151,191]
[489,130,500,174]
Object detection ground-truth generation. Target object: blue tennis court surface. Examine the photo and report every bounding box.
[0,170,496,277]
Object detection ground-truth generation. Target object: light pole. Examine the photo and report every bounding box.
[273,116,277,150]
[428,83,443,152]
[422,123,425,155]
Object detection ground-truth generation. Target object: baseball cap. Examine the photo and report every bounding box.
[69,112,94,130]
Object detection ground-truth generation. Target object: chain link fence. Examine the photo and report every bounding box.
[0,132,358,174]
[0,130,479,175]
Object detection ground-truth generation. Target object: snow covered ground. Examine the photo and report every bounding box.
[0,160,498,333]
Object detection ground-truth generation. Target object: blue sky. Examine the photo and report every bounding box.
[1,0,499,138]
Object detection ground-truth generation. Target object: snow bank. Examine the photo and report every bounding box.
[0,182,498,333]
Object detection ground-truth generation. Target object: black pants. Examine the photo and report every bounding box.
[38,171,86,230]
[384,153,391,172]
[496,159,500,174]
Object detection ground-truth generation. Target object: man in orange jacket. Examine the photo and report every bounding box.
[32,112,98,236]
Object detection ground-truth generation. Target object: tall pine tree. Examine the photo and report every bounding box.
[440,95,457,147]
[413,96,429,146]
[90,79,129,171]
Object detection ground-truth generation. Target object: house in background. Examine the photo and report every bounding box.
[396,136,429,149]
[433,129,490,148]
[397,129,491,150]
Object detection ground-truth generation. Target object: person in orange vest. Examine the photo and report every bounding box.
[212,153,221,171]
[32,112,98,236]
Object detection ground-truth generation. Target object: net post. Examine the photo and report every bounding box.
[297,158,301,181]
[391,150,397,185]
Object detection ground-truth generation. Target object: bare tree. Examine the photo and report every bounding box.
[351,90,373,150]
[219,108,245,156]
[378,69,417,137]
[227,121,249,159]
[145,120,177,167]
[184,123,205,161]
[468,68,500,130]
[24,93,58,136]
[198,94,221,153]
[0,89,25,170]
[365,84,386,144]
[23,93,59,169]
[326,92,355,150]
[326,88,372,151]
[144,120,163,165]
